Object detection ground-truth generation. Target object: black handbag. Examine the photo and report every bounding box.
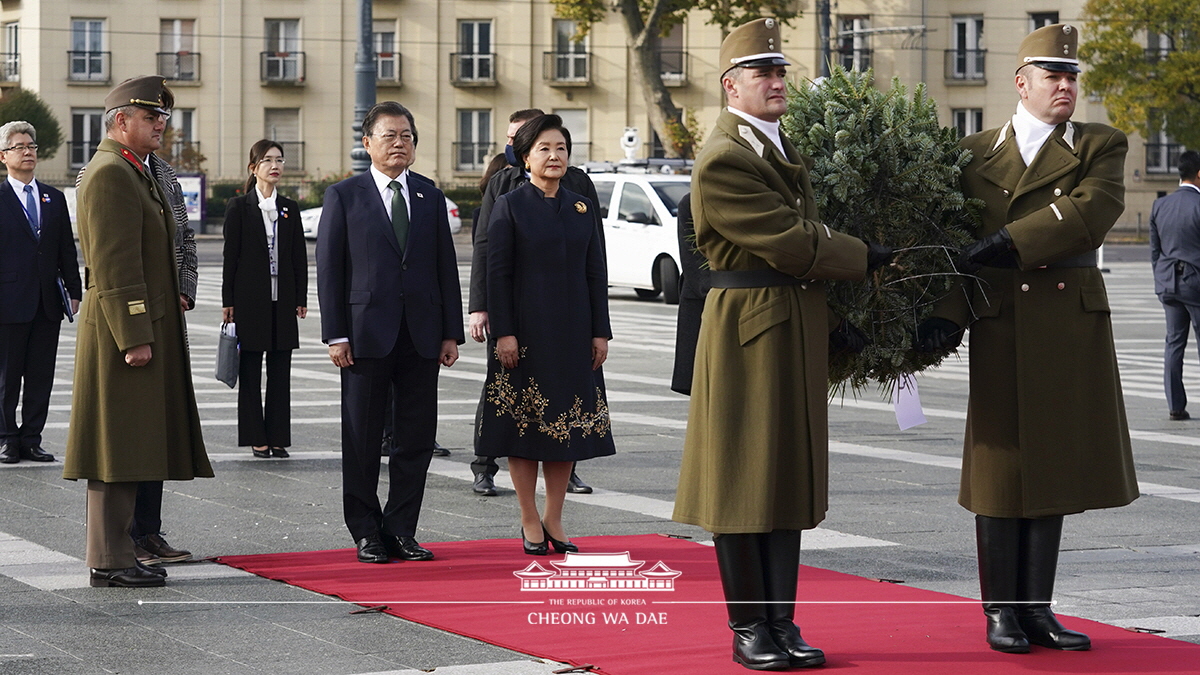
[215,322,239,388]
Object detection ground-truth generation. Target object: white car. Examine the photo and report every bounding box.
[588,173,690,305]
[301,197,463,239]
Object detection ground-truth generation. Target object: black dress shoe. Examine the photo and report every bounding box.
[252,447,271,458]
[0,444,18,464]
[1018,607,1091,651]
[90,566,166,588]
[542,525,578,553]
[523,534,549,556]
[384,535,434,561]
[356,535,389,564]
[270,447,290,458]
[135,559,168,577]
[1170,410,1190,421]
[136,533,192,563]
[473,472,498,496]
[19,446,54,462]
[432,441,450,457]
[567,470,593,494]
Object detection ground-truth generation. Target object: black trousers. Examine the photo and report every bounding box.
[130,481,163,539]
[238,349,293,447]
[341,320,439,541]
[0,313,60,449]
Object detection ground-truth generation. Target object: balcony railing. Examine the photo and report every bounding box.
[543,51,591,86]
[69,140,101,169]
[658,50,689,87]
[157,52,201,82]
[274,141,305,171]
[837,48,872,72]
[1,52,18,82]
[1146,142,1185,175]
[450,52,496,86]
[945,49,986,81]
[569,142,592,165]
[261,51,306,84]
[376,52,402,85]
[1145,48,1174,64]
[453,141,494,172]
[68,51,110,82]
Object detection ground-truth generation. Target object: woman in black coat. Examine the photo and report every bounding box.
[222,139,308,458]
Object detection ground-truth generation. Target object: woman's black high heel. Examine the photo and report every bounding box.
[523,531,549,556]
[542,525,579,553]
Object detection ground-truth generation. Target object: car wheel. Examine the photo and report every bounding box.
[634,288,661,300]
[659,257,680,306]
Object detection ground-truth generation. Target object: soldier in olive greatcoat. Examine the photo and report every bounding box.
[673,19,890,671]
[64,77,212,588]
[918,25,1139,654]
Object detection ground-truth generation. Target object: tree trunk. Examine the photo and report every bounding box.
[616,0,691,159]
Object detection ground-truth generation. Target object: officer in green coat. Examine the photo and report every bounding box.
[918,25,1138,654]
[673,18,890,671]
[64,77,212,588]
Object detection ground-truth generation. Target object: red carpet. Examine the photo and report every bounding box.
[217,534,1198,674]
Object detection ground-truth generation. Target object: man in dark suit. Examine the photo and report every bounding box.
[317,101,464,564]
[467,108,602,496]
[0,120,81,464]
[1150,150,1200,420]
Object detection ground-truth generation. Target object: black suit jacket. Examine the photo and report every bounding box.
[1150,185,1200,305]
[0,180,81,324]
[316,170,464,360]
[222,192,308,351]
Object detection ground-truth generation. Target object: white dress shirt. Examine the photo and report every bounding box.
[8,174,41,230]
[727,106,788,158]
[369,164,412,222]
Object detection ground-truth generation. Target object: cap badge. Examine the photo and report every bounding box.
[575,201,588,214]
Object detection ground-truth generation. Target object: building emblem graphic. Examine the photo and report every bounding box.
[514,551,681,591]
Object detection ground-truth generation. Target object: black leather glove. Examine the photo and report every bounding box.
[914,317,963,353]
[863,240,895,272]
[955,228,1013,273]
[830,319,870,355]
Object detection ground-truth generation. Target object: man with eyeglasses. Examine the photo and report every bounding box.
[0,121,81,466]
[75,82,199,570]
[317,101,463,564]
[63,76,212,588]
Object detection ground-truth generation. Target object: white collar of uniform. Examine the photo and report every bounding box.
[7,174,36,195]
[370,164,409,197]
[1181,182,1200,194]
[1010,102,1062,166]
[727,107,786,158]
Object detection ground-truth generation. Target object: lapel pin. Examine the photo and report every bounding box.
[575,201,588,214]
[416,192,424,198]
[41,193,50,203]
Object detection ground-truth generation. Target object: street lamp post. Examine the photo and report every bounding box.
[351,0,375,173]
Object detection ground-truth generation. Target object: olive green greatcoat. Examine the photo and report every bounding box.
[933,120,1138,518]
[672,111,867,534]
[63,138,212,483]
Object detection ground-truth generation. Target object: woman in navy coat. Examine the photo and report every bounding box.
[222,140,308,458]
[479,115,614,554]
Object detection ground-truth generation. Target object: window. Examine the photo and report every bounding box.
[265,108,303,170]
[593,181,613,218]
[838,16,872,71]
[159,19,198,81]
[554,109,589,163]
[617,184,659,225]
[657,23,687,85]
[3,22,18,81]
[1029,13,1059,31]
[70,109,103,169]
[1147,32,1175,62]
[263,19,302,82]
[70,19,107,81]
[949,16,985,80]
[455,109,491,171]
[1146,128,1184,175]
[164,109,201,169]
[374,20,400,83]
[551,19,588,82]
[952,109,984,138]
[456,20,494,82]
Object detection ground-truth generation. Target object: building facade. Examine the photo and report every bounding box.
[0,0,1180,232]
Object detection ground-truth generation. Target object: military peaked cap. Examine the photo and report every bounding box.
[1017,23,1081,74]
[105,76,175,114]
[719,18,791,78]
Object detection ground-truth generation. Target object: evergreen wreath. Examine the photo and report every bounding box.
[781,66,981,396]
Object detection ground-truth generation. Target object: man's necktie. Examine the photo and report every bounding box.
[388,180,409,252]
[23,184,39,239]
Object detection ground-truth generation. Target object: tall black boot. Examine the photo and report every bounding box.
[713,533,791,671]
[1017,516,1091,651]
[976,515,1030,653]
[762,529,825,668]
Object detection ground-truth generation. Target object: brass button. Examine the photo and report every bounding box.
[1057,282,1066,290]
[1020,284,1030,292]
